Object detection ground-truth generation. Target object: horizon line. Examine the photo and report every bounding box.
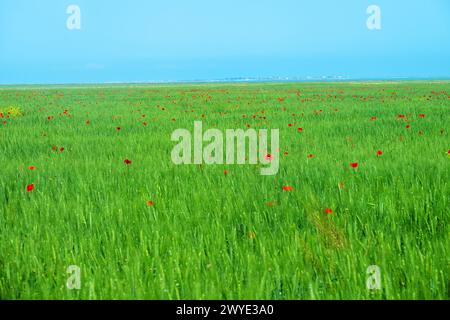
[1,75,450,87]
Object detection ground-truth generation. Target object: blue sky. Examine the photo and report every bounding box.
[0,0,449,84]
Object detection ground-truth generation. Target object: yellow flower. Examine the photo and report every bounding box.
[247,231,257,239]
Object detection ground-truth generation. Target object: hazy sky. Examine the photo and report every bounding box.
[0,0,449,84]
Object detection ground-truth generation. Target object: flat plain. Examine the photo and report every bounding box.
[0,81,449,299]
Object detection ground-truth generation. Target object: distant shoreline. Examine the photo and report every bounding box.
[1,77,450,88]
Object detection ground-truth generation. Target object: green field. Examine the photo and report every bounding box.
[0,81,449,299]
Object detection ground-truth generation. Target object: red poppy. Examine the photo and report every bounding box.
[52,146,58,151]
[146,200,155,206]
[224,169,229,175]
[283,151,289,155]
[264,154,273,161]
[86,120,90,125]
[325,208,333,214]
[60,147,65,152]
[406,124,410,129]
[288,123,292,127]
[307,154,314,159]
[282,186,294,191]
[26,184,35,192]
[419,114,425,118]
[0,113,3,118]
[28,166,36,171]
[350,162,359,168]
[370,116,377,121]
[297,127,303,132]
[376,150,383,156]
[124,159,132,165]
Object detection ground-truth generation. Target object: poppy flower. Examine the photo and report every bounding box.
[406,124,410,129]
[297,127,303,132]
[28,166,36,171]
[52,146,58,151]
[143,122,147,126]
[224,169,229,175]
[288,123,292,127]
[307,154,314,159]
[264,154,273,161]
[350,162,359,168]
[26,184,35,192]
[282,186,294,191]
[419,114,425,118]
[86,120,90,125]
[146,200,155,206]
[60,147,65,152]
[0,113,3,118]
[283,151,289,155]
[370,116,377,121]
[325,208,333,214]
[376,150,383,156]
[124,159,132,165]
